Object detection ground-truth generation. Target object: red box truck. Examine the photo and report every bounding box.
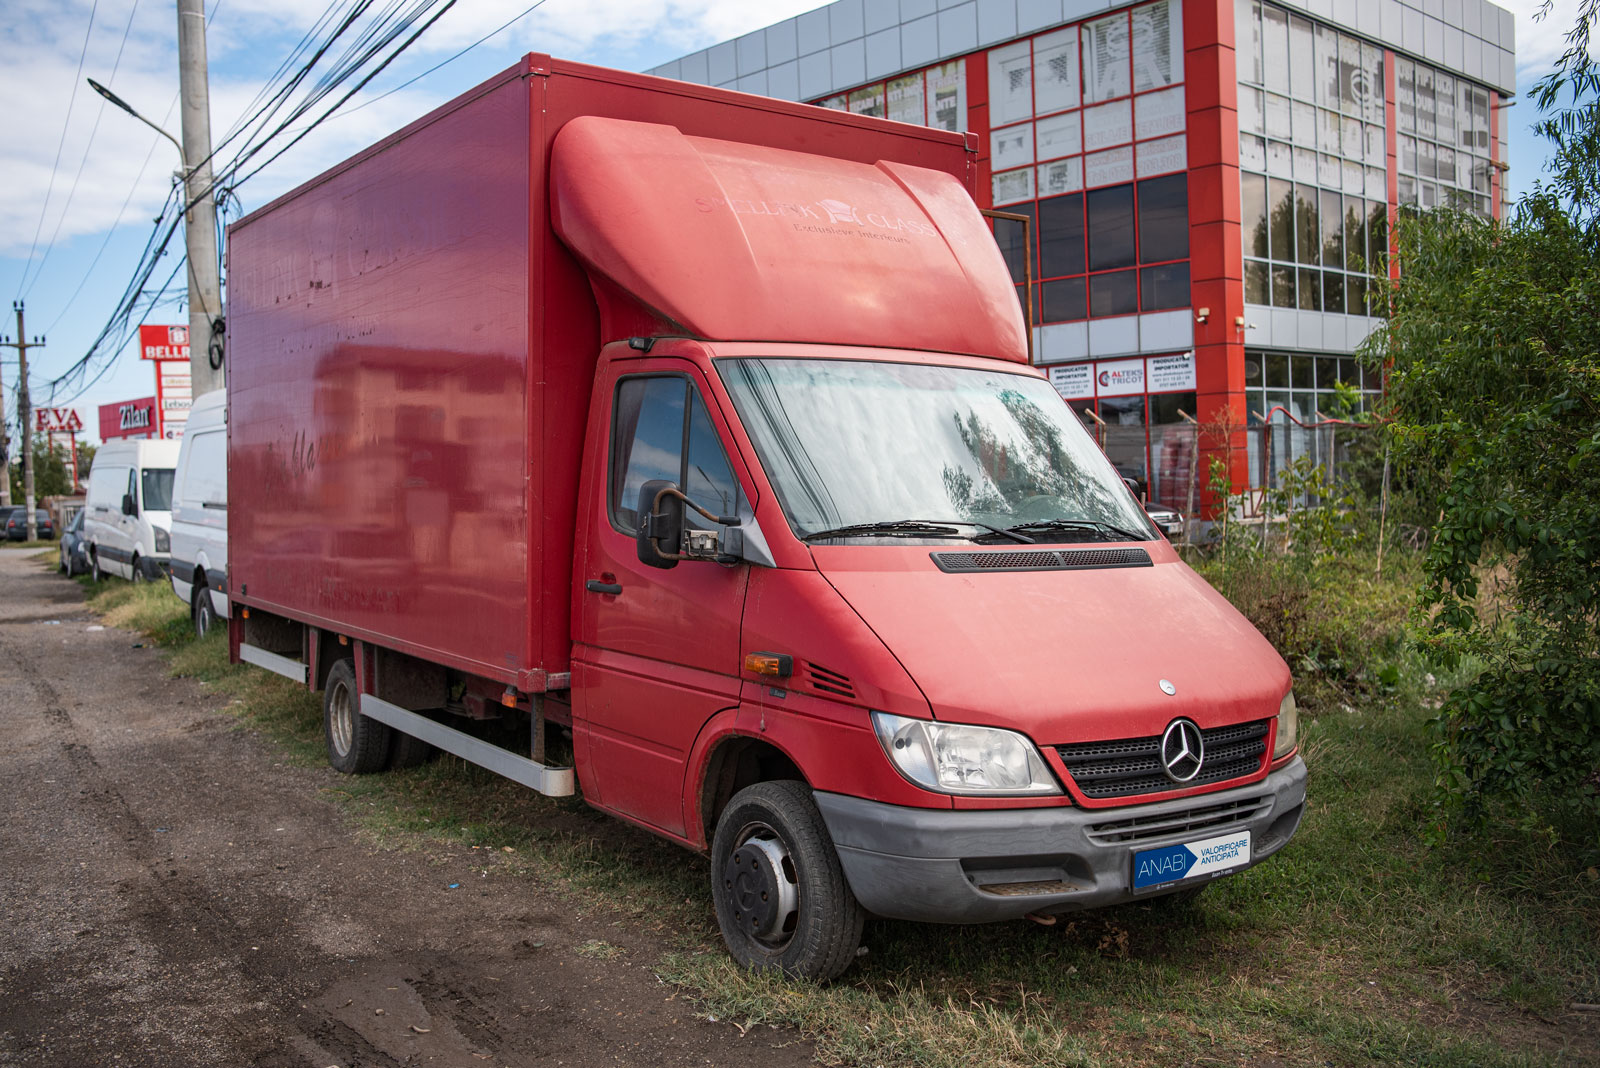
[226,56,1305,980]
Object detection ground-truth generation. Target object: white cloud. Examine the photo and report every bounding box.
[2,0,826,260]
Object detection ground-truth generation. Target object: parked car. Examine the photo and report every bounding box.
[3,506,55,542]
[1144,503,1185,540]
[59,510,89,575]
[169,389,229,636]
[83,438,180,581]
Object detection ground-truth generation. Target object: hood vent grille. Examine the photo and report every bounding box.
[931,547,1152,573]
[805,663,856,699]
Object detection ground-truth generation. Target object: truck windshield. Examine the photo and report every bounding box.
[717,358,1155,542]
[142,468,175,512]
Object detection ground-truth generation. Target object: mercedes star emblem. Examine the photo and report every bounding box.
[1160,718,1204,783]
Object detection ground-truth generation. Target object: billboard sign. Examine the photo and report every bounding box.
[139,324,189,361]
[35,407,85,433]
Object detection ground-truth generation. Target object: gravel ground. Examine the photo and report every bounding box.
[0,548,815,1067]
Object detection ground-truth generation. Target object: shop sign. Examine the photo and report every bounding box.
[1147,352,1197,392]
[140,324,189,361]
[99,397,158,440]
[1096,358,1145,396]
[1048,362,1094,399]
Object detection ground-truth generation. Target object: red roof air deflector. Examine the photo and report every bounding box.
[549,116,1027,362]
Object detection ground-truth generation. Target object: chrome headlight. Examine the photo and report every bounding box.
[1274,690,1298,758]
[871,712,1060,796]
[154,526,170,553]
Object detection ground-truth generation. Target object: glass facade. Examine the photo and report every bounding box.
[1235,0,1397,316]
[984,0,1191,323]
[1395,56,1495,214]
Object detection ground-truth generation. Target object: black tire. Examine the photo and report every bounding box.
[192,578,217,639]
[130,555,144,583]
[387,729,436,770]
[322,659,392,774]
[59,547,69,575]
[90,550,105,583]
[710,780,864,981]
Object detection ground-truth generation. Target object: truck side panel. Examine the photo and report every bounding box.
[229,73,542,683]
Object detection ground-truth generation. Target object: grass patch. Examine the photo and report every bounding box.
[67,557,1600,1067]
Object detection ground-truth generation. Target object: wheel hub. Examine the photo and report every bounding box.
[723,835,796,942]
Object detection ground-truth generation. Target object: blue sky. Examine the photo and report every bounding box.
[0,0,1585,446]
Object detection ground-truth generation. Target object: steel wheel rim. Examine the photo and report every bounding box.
[726,820,800,949]
[329,681,354,756]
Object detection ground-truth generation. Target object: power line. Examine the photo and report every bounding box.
[330,0,548,121]
[15,0,102,299]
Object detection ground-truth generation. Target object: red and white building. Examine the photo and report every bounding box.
[651,0,1513,504]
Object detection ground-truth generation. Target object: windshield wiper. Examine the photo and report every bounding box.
[803,519,1033,544]
[1002,518,1149,542]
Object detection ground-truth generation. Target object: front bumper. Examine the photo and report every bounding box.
[815,757,1306,923]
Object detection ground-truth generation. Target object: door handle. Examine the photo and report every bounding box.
[585,579,622,595]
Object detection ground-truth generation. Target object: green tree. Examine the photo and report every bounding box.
[1362,1,1600,829]
[8,434,78,502]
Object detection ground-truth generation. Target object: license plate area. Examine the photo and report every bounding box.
[1131,830,1251,893]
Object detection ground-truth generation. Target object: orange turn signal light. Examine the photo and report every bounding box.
[240,608,250,619]
[744,652,793,678]
[501,688,519,708]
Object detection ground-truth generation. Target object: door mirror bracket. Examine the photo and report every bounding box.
[636,480,743,569]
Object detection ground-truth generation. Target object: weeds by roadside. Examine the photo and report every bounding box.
[71,565,1600,1067]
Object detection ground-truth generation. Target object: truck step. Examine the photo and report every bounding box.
[239,642,308,684]
[360,694,575,797]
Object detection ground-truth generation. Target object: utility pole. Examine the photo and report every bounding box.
[176,0,224,395]
[0,341,10,509]
[1,303,44,541]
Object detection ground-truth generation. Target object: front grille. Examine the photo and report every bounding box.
[1085,794,1272,845]
[931,547,1152,573]
[1055,719,1270,800]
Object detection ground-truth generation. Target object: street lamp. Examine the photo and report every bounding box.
[87,78,187,169]
[86,66,225,399]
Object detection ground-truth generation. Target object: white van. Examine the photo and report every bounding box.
[168,390,229,636]
[83,438,181,582]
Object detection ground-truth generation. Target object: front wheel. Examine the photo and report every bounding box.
[711,780,864,981]
[90,550,105,583]
[323,659,392,774]
[192,582,217,638]
[130,555,144,583]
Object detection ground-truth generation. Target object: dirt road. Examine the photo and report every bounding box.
[0,549,814,1067]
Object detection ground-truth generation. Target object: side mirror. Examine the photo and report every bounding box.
[122,493,137,517]
[636,480,682,570]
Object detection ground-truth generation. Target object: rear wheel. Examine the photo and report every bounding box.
[711,780,864,981]
[388,730,437,770]
[323,659,392,774]
[192,581,217,638]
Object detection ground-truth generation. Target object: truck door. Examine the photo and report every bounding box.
[572,362,752,839]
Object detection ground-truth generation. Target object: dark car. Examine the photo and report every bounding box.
[59,510,89,575]
[2,506,56,542]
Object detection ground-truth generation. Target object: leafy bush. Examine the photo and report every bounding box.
[1361,4,1600,829]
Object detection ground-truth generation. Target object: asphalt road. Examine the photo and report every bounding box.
[0,548,814,1067]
